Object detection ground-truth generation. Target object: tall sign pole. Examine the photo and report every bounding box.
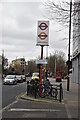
[67,0,72,91]
[2,49,4,80]
[55,55,56,78]
[37,21,49,96]
[39,45,43,96]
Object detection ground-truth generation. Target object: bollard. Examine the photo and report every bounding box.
[27,81,29,96]
[60,83,62,102]
[34,81,37,98]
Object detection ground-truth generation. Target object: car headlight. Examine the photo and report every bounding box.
[4,79,6,82]
[32,76,35,80]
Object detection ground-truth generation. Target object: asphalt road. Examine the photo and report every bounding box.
[1,77,67,119]
[2,77,31,108]
[1,77,78,119]
[2,98,67,119]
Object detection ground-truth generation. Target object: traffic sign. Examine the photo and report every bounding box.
[36,59,47,65]
[37,21,49,46]
[38,32,47,40]
[39,22,48,30]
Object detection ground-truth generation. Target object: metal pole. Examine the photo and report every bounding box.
[60,83,62,102]
[16,56,17,75]
[50,53,51,74]
[2,49,4,80]
[55,55,56,78]
[67,0,72,91]
[39,45,43,96]
[46,46,48,79]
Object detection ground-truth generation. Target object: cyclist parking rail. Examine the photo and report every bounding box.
[27,78,63,102]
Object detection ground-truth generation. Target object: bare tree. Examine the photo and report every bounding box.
[28,60,38,75]
[47,50,67,77]
[44,0,80,39]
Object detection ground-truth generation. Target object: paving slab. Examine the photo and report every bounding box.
[20,78,79,119]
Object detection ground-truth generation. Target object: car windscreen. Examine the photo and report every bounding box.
[6,76,15,79]
[17,76,21,78]
[33,73,39,77]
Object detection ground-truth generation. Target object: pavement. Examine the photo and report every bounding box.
[20,78,79,119]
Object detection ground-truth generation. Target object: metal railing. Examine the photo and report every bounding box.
[27,80,63,102]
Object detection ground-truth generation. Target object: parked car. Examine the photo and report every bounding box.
[3,75,17,85]
[32,72,39,81]
[21,75,26,82]
[26,73,30,77]
[16,75,23,83]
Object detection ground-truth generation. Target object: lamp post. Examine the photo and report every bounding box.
[15,56,17,74]
[50,53,51,74]
[2,50,4,80]
[67,0,72,91]
[54,55,56,78]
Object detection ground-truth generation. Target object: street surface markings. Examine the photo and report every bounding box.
[21,92,65,104]
[12,82,26,88]
[0,100,18,114]
[8,108,62,112]
[65,104,72,119]
[23,112,46,118]
[15,92,26,100]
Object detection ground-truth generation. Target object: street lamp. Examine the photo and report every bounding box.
[67,0,72,91]
[2,49,4,80]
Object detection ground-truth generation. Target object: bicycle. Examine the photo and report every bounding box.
[40,83,58,99]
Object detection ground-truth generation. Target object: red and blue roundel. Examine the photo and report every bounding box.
[39,22,48,30]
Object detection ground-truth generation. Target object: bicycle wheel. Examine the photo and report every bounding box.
[45,87,51,96]
[40,86,45,98]
[51,88,58,98]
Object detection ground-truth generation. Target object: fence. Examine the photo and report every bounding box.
[27,80,63,102]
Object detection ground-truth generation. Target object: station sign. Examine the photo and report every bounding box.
[36,59,47,65]
[37,21,49,46]
[39,22,48,30]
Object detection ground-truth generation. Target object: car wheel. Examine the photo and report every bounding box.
[24,79,26,82]
[3,82,5,85]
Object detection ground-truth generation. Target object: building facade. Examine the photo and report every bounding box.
[72,0,80,84]
[10,58,26,74]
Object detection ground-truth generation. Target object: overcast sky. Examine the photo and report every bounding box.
[0,0,71,63]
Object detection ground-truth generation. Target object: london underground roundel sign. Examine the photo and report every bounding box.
[37,21,49,46]
[39,22,48,30]
[38,32,47,40]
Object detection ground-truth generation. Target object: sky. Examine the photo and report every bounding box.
[0,0,71,63]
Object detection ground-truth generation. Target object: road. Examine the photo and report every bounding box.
[2,77,31,108]
[1,77,67,119]
[2,98,67,119]
[1,76,78,119]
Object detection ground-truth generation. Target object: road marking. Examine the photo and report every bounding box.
[9,108,62,112]
[15,92,26,100]
[12,82,26,88]
[0,100,18,114]
[65,104,72,119]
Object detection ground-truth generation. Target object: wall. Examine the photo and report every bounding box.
[72,58,78,83]
[72,1,80,84]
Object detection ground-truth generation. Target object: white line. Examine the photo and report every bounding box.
[9,108,61,112]
[0,100,18,114]
[65,104,72,119]
[13,82,26,87]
